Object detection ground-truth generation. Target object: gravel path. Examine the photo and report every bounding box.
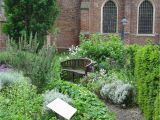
[106,102,144,120]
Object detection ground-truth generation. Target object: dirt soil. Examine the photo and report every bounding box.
[106,102,144,120]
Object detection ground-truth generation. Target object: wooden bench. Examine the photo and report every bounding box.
[61,58,96,82]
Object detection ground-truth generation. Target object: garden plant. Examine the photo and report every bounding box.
[0,29,159,120]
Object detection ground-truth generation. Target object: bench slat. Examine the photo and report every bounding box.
[61,58,96,81]
[62,69,85,75]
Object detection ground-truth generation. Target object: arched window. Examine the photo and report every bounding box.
[103,0,117,33]
[138,0,154,34]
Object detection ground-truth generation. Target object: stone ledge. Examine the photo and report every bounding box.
[81,2,90,10]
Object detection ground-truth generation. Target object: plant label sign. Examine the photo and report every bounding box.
[47,98,77,120]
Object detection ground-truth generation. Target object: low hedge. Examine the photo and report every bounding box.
[135,45,159,120]
[47,80,115,120]
[153,94,160,120]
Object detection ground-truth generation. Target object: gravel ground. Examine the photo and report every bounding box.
[106,102,144,120]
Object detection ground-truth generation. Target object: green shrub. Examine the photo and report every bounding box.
[47,80,115,120]
[153,94,160,120]
[30,46,56,90]
[3,0,59,48]
[135,45,160,120]
[0,81,43,120]
[79,34,125,69]
[0,43,56,92]
[80,69,107,94]
[124,44,140,75]
[50,55,61,81]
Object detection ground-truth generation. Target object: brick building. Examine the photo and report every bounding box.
[0,0,160,49]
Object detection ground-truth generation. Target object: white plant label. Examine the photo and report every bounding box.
[47,98,77,120]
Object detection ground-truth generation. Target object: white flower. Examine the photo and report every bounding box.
[68,45,81,57]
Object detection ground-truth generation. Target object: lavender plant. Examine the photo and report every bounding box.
[0,71,27,90]
[42,89,72,112]
[100,80,134,106]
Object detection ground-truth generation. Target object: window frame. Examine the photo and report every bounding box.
[137,0,155,36]
[101,0,118,34]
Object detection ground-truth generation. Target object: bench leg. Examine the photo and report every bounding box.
[73,72,75,82]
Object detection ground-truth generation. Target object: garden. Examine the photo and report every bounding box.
[0,0,160,120]
[0,33,159,120]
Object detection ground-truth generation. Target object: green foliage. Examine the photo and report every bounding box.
[80,70,107,94]
[0,81,43,120]
[106,69,136,87]
[3,0,59,48]
[49,55,61,83]
[7,32,40,53]
[0,71,26,90]
[47,80,115,120]
[153,94,160,120]
[124,45,140,71]
[80,70,135,106]
[31,46,56,90]
[79,34,125,69]
[0,39,56,92]
[135,45,160,120]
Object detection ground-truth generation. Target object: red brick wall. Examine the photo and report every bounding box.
[80,9,89,33]
[80,0,160,44]
[80,0,124,33]
[54,0,81,49]
[127,0,160,44]
[0,36,6,50]
[0,0,160,49]
[0,21,6,50]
